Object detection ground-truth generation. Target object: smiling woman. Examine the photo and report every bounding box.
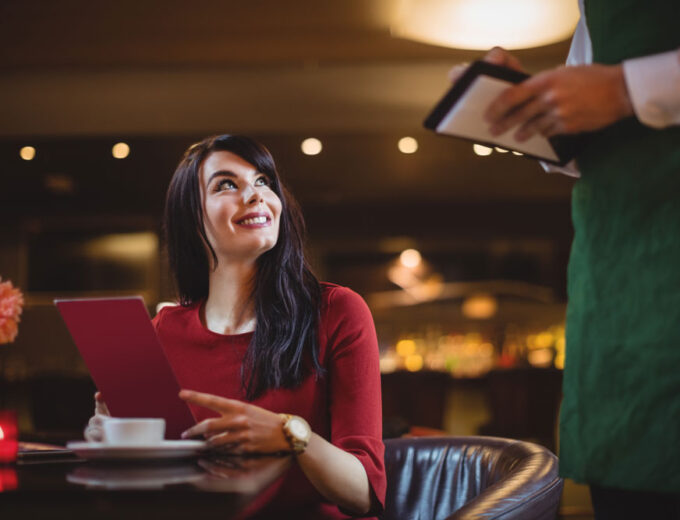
[85,135,386,519]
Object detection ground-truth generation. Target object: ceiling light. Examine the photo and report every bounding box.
[473,144,493,156]
[112,142,130,159]
[301,138,322,156]
[494,147,508,153]
[398,137,418,154]
[392,0,580,50]
[20,146,35,161]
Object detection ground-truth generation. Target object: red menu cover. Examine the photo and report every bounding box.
[55,296,195,439]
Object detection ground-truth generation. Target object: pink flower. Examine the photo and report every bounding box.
[0,278,24,345]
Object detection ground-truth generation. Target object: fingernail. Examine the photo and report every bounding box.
[181,431,188,439]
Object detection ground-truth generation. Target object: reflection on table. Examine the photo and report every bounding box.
[1,452,293,519]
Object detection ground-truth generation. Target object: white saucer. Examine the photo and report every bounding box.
[66,440,207,460]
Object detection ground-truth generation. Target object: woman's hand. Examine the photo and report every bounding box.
[83,391,110,442]
[179,390,290,454]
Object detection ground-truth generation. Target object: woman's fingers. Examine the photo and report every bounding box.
[84,414,106,442]
[181,414,247,440]
[95,400,110,416]
[179,389,244,414]
[205,429,244,451]
[93,392,110,416]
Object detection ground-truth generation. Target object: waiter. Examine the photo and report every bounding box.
[457,1,680,518]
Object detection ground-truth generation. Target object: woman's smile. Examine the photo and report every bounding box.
[235,212,272,228]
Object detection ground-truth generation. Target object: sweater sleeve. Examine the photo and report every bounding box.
[323,286,386,515]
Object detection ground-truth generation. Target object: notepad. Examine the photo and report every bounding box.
[55,296,195,439]
[424,61,582,165]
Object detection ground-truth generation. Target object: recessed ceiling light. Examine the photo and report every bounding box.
[301,138,322,156]
[112,142,130,159]
[20,146,36,161]
[398,137,418,154]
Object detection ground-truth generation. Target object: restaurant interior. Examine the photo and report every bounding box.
[1,0,593,517]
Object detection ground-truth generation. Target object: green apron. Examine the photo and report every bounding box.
[559,0,680,492]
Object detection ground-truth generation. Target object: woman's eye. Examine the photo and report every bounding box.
[215,179,237,191]
[255,175,270,187]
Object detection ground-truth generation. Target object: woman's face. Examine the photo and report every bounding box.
[199,150,282,264]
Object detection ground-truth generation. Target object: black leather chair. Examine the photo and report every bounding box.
[383,436,562,520]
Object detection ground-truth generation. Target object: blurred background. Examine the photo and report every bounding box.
[0,1,590,516]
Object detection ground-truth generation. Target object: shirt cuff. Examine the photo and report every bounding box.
[623,49,680,129]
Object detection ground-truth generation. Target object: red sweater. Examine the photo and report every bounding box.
[153,283,386,518]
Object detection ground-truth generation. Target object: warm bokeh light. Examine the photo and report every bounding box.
[528,348,554,368]
[399,248,422,268]
[84,232,158,261]
[19,146,35,161]
[44,174,75,195]
[392,0,580,50]
[461,294,498,319]
[404,354,423,372]
[396,339,416,357]
[398,136,418,154]
[473,144,493,156]
[112,142,130,159]
[301,138,322,156]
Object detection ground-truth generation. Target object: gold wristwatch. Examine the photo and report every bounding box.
[279,414,311,454]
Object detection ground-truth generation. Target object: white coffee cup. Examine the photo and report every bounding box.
[102,418,166,446]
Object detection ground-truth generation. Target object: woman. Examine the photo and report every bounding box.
[86,135,386,518]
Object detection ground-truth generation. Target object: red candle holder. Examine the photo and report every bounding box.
[0,410,18,464]
[0,467,18,491]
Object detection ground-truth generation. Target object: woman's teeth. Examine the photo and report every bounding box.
[240,216,268,225]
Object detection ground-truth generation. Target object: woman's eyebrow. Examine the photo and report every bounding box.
[207,170,237,184]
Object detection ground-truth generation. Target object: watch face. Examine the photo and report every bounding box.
[290,418,308,439]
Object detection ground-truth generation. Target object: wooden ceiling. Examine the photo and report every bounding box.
[0,0,576,227]
[0,0,571,137]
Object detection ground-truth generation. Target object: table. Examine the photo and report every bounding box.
[0,448,292,519]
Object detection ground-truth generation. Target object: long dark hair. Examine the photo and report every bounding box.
[164,135,322,399]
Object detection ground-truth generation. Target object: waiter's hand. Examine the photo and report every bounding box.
[448,46,526,82]
[449,46,634,140]
[179,389,290,454]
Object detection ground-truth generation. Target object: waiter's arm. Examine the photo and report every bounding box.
[481,46,680,141]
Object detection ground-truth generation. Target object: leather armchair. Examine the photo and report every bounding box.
[383,436,562,520]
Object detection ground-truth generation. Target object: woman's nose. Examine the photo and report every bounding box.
[242,184,261,205]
